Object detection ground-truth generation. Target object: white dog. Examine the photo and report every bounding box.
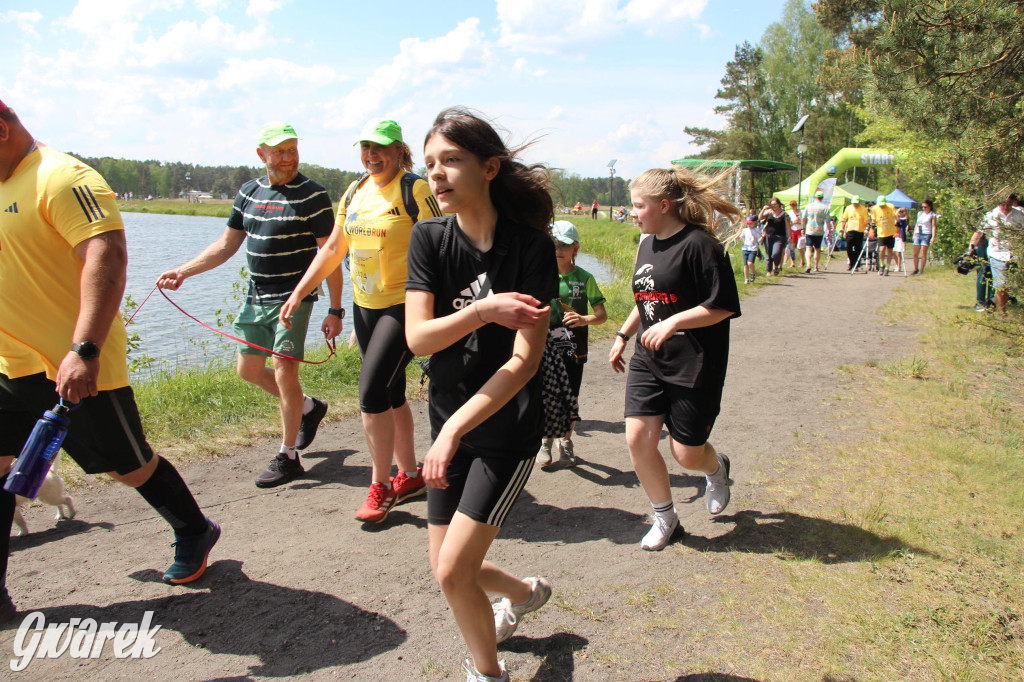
[12,468,76,536]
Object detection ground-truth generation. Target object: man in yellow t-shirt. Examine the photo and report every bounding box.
[839,195,869,271]
[870,195,898,275]
[0,101,220,621]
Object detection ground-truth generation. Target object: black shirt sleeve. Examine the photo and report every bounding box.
[406,218,443,294]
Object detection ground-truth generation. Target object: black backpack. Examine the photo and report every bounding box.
[343,172,420,222]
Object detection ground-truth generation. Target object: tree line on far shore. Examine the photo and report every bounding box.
[71,153,630,212]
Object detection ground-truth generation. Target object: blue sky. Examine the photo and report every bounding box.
[1,0,788,180]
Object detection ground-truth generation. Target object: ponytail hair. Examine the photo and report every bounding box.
[630,165,742,238]
[395,141,415,174]
[425,107,553,232]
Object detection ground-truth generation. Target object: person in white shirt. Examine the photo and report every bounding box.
[975,193,1021,314]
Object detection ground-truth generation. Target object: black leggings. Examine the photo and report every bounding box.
[765,234,787,272]
[353,303,412,414]
[846,231,864,269]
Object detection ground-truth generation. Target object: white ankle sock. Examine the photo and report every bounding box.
[651,499,674,516]
[302,395,314,414]
[280,445,297,459]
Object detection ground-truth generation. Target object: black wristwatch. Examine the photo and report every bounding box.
[616,331,630,342]
[327,307,345,319]
[72,340,100,360]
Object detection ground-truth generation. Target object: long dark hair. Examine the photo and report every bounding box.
[425,107,553,232]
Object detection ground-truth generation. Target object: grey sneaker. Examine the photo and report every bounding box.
[256,452,304,488]
[493,576,552,643]
[463,658,509,682]
[537,438,554,467]
[558,438,576,465]
[706,453,732,515]
[641,512,679,551]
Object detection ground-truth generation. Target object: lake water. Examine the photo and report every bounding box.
[122,213,613,374]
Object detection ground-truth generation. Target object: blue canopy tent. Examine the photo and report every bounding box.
[885,188,918,208]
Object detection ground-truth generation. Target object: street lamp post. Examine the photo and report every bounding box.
[607,159,617,221]
[792,114,810,209]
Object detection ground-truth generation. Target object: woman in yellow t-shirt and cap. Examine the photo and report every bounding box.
[283,118,443,524]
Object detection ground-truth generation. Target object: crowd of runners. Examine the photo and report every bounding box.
[2,94,1018,680]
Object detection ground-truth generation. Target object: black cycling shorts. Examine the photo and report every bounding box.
[427,447,535,527]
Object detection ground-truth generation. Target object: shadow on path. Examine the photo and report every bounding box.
[499,632,589,681]
[681,510,933,564]
[9,559,404,677]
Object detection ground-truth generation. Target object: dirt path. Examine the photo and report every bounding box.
[3,269,917,681]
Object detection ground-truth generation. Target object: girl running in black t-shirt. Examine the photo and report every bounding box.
[405,107,556,682]
[609,166,742,551]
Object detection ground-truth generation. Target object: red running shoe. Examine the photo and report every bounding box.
[391,468,426,504]
[355,482,396,523]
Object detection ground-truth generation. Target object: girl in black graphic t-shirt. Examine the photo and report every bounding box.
[405,108,556,681]
[609,166,742,552]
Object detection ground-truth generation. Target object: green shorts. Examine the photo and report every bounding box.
[233,299,313,360]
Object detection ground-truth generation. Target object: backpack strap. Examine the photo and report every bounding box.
[400,172,420,223]
[343,172,420,224]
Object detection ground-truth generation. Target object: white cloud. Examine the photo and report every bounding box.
[323,18,490,131]
[136,16,268,67]
[195,0,229,14]
[547,105,565,120]
[2,10,43,38]
[246,0,290,18]
[619,0,706,23]
[496,0,619,50]
[217,57,347,90]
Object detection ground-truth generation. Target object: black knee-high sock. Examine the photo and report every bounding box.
[0,475,15,594]
[134,457,208,537]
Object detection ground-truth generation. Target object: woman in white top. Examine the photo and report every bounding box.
[912,199,937,274]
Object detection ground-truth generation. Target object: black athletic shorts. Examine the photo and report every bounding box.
[1,372,155,475]
[879,236,895,249]
[624,359,722,447]
[427,446,535,527]
[805,234,823,249]
[352,303,412,414]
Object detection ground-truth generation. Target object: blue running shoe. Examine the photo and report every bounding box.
[163,517,221,585]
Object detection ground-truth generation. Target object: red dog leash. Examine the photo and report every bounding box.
[128,285,336,365]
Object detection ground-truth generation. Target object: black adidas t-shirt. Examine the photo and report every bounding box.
[406,216,558,455]
[631,225,741,388]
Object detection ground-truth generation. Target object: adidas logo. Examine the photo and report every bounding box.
[452,273,489,310]
[3,202,16,214]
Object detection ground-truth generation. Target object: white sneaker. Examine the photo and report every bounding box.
[537,438,553,467]
[641,512,679,551]
[493,576,552,643]
[463,658,509,682]
[706,453,732,515]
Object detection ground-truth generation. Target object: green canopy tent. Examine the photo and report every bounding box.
[839,180,882,202]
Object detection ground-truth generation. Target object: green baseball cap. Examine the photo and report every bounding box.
[551,220,580,244]
[876,195,887,205]
[851,195,860,204]
[815,190,824,199]
[256,121,299,147]
[355,118,403,146]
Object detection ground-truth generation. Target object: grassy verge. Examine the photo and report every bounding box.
[712,270,1024,679]
[119,198,235,218]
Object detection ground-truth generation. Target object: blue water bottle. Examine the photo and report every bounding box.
[4,401,72,499]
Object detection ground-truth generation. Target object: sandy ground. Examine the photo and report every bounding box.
[2,267,917,681]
